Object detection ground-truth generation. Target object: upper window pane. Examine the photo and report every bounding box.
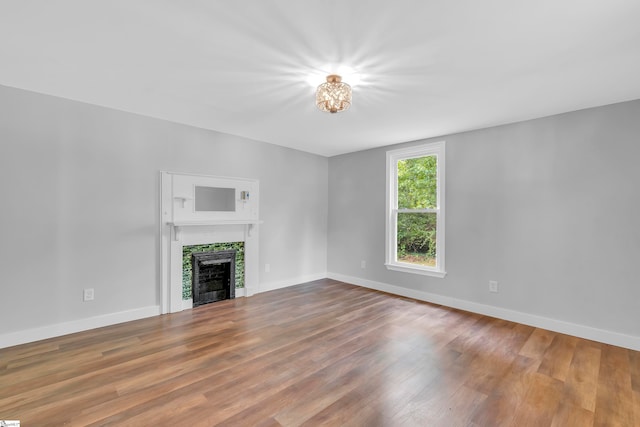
[397,156,437,209]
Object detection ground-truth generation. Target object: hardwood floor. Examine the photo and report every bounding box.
[1,279,638,426]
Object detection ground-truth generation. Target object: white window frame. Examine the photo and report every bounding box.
[385,141,446,278]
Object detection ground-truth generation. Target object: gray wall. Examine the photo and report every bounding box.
[328,99,640,339]
[0,84,328,335]
[2,81,639,346]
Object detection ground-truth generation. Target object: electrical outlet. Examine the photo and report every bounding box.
[83,288,95,301]
[489,281,498,293]
[265,263,270,273]
[360,260,366,269]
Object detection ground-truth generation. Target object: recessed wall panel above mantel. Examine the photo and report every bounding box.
[169,172,259,223]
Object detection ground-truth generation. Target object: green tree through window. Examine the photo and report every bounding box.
[397,156,437,266]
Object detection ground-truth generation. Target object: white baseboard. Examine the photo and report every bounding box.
[328,272,640,351]
[0,306,161,349]
[7,273,636,352]
[258,272,328,294]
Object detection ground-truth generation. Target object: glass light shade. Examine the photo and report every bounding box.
[316,74,352,113]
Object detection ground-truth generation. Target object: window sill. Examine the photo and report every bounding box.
[385,263,447,278]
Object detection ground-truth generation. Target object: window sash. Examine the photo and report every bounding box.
[395,208,439,214]
[392,210,439,265]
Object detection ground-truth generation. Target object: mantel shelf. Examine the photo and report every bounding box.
[168,220,262,227]
[168,219,262,241]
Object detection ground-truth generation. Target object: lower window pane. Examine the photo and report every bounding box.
[397,212,437,267]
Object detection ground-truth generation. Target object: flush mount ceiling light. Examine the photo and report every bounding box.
[316,74,352,114]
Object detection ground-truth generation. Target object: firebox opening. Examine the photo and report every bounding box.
[191,249,236,307]
[182,242,245,302]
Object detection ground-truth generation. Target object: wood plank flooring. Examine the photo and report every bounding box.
[1,279,638,426]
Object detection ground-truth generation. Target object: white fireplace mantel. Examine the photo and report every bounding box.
[160,171,261,314]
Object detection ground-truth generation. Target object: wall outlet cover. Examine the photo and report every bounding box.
[489,281,498,293]
[83,288,95,301]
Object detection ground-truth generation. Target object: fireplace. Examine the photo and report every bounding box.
[191,250,236,306]
[161,171,260,313]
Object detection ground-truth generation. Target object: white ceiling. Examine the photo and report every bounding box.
[2,0,640,157]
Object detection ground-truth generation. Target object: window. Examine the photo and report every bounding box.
[386,141,446,277]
